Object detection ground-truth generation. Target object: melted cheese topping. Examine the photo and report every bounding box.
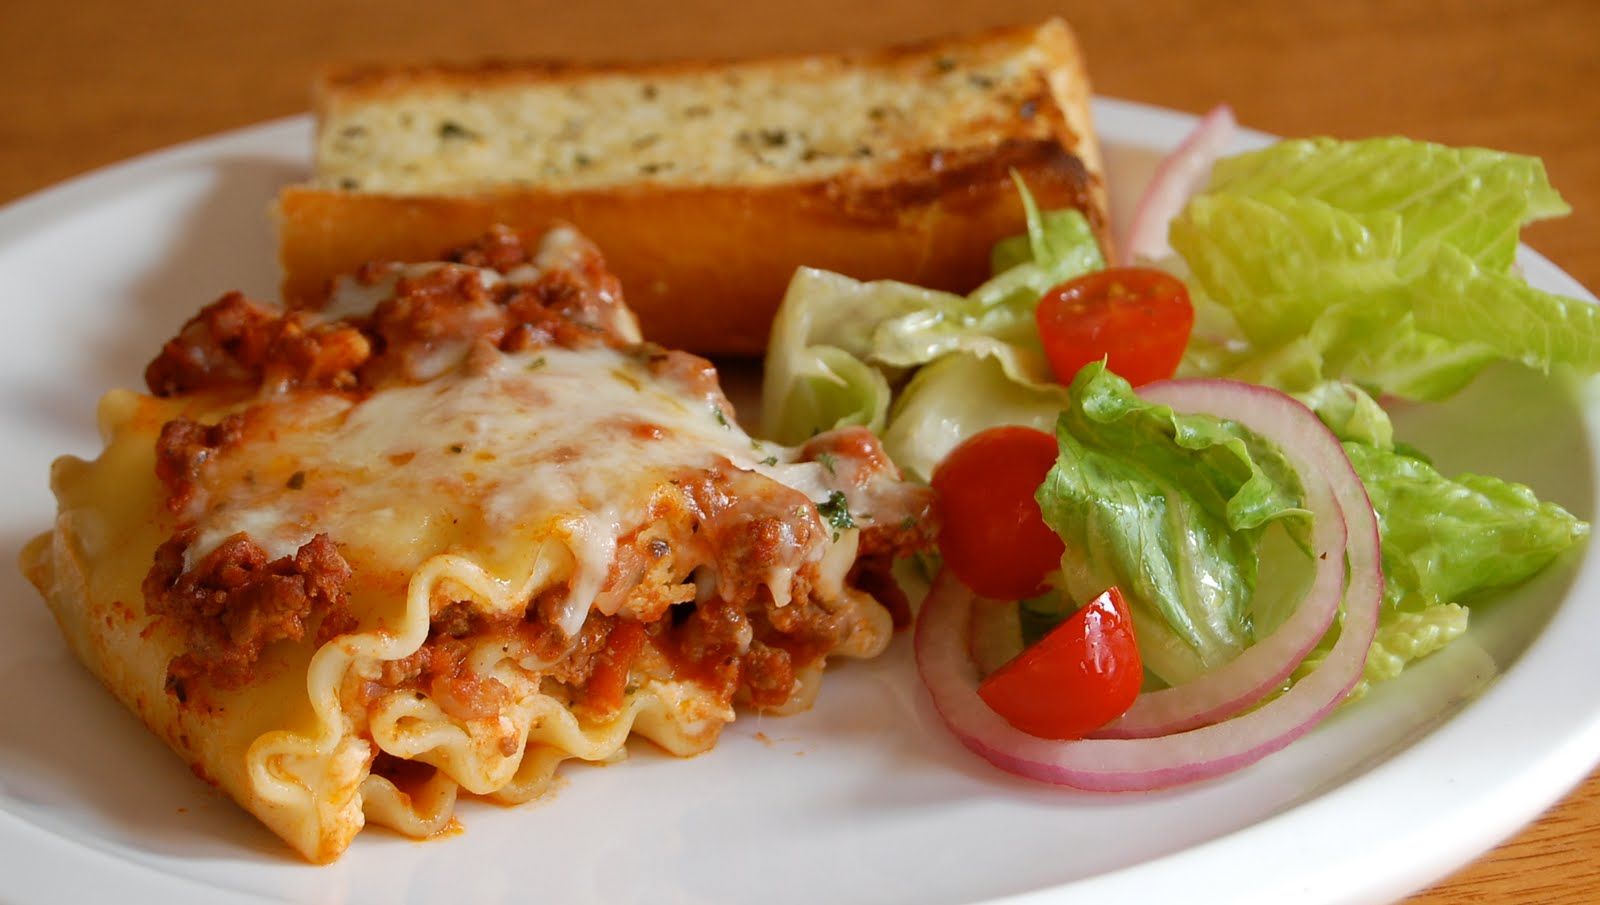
[187,344,841,637]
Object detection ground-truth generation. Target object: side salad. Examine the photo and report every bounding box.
[758,108,1592,789]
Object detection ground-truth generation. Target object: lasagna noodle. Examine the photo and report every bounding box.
[24,334,908,861]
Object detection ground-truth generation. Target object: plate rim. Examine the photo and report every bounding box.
[1,97,1597,905]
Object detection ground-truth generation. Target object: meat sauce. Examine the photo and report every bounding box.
[362,450,926,723]
[365,578,863,727]
[140,226,933,725]
[145,532,356,696]
[144,227,629,400]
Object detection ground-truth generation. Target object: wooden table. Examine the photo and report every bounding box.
[4,0,1597,900]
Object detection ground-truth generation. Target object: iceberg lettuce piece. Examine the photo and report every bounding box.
[760,267,959,444]
[881,352,1067,482]
[760,198,1103,447]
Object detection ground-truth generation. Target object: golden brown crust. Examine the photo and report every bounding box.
[281,18,1108,356]
[280,147,1102,354]
[318,20,1079,107]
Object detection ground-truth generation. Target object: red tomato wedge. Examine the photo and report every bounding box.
[1035,267,1195,387]
[931,426,1065,601]
[977,587,1142,740]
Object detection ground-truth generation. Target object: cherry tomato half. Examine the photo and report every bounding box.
[977,586,1142,740]
[1035,267,1195,387]
[931,426,1065,601]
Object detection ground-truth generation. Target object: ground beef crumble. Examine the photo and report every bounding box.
[145,532,355,697]
[145,291,370,397]
[153,413,245,515]
[144,228,631,399]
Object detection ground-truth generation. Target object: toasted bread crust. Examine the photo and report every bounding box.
[279,19,1107,355]
[280,145,1100,353]
[319,20,1082,106]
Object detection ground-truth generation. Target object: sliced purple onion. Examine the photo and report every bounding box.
[968,597,1023,677]
[914,378,1382,790]
[1120,104,1237,265]
[1091,380,1352,737]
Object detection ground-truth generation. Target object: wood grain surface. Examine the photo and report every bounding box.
[4,1,1597,900]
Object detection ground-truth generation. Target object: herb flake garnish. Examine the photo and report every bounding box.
[439,120,480,141]
[818,491,855,540]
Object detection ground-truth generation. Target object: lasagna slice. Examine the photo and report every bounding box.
[20,225,932,863]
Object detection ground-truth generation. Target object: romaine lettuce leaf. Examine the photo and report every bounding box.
[1209,137,1570,270]
[1408,243,1600,373]
[1294,602,1469,702]
[1172,137,1589,400]
[1341,439,1589,612]
[1171,191,1408,349]
[1035,363,1311,684]
[1283,384,1589,698]
[1295,380,1393,448]
[977,185,1106,306]
[1335,317,1499,402]
[1025,369,1586,694]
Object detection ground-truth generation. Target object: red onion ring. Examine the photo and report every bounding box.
[968,597,1022,677]
[1120,104,1237,265]
[914,378,1381,790]
[1091,381,1351,737]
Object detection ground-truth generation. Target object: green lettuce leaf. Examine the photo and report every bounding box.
[1295,380,1393,448]
[1295,602,1470,702]
[1173,137,1588,400]
[759,196,1103,447]
[1035,363,1311,684]
[1335,318,1500,402]
[1209,137,1570,270]
[1408,243,1600,373]
[1027,369,1587,694]
[881,352,1067,482]
[979,184,1106,305]
[1284,385,1589,698]
[1171,192,1408,349]
[1311,383,1588,620]
[1342,440,1589,612]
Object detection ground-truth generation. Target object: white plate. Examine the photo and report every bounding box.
[1,99,1597,905]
